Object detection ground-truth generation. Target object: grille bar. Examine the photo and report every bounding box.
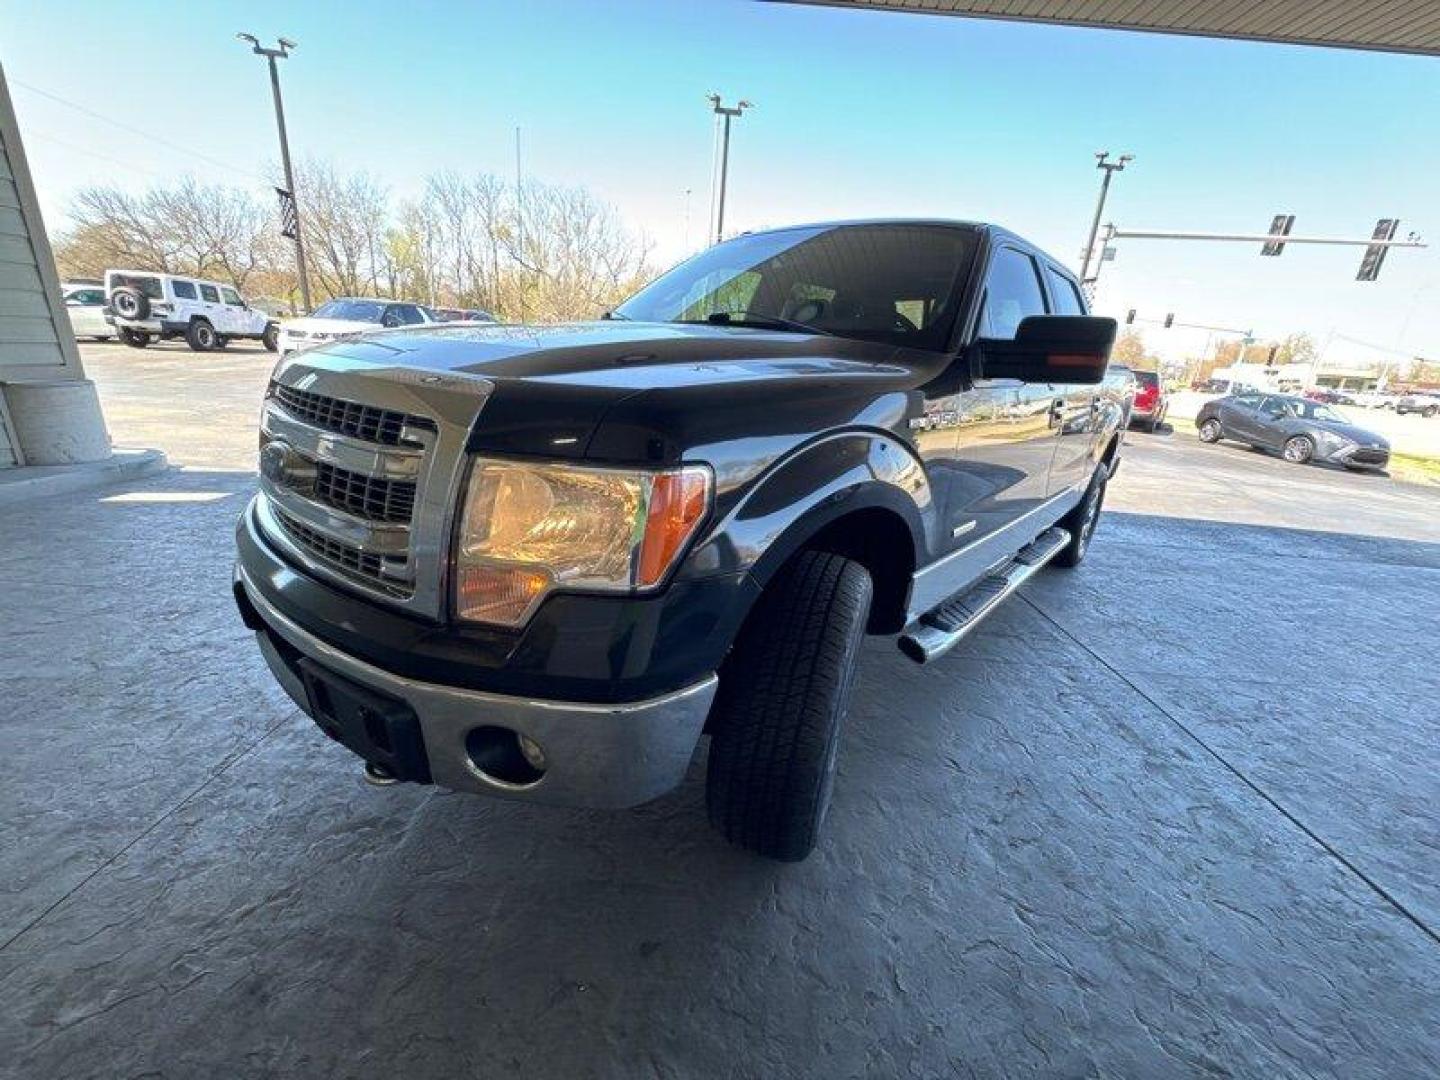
[311,460,417,523]
[273,507,412,595]
[270,381,434,447]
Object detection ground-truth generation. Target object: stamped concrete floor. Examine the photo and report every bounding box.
[2,412,1439,1076]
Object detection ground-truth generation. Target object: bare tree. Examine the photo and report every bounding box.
[52,160,654,321]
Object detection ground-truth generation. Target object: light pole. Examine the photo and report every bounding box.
[1080,151,1132,286]
[237,33,311,312]
[707,94,752,245]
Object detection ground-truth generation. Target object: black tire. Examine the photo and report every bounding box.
[186,319,217,352]
[705,550,873,862]
[1282,435,1314,464]
[214,335,230,349]
[262,323,279,352]
[118,327,151,348]
[110,287,150,321]
[1053,465,1107,568]
[1197,417,1222,443]
[1426,406,1438,419]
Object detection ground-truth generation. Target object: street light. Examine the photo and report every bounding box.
[237,32,311,311]
[707,94,752,245]
[1080,151,1132,286]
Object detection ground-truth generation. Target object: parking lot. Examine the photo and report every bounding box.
[2,342,1438,1077]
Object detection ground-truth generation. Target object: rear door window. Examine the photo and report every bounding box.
[172,281,198,300]
[980,248,1048,340]
[109,273,163,299]
[1044,267,1087,315]
[199,284,220,303]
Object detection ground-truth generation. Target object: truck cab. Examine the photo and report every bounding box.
[234,219,1119,861]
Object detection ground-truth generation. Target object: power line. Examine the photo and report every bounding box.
[25,131,164,179]
[10,78,268,184]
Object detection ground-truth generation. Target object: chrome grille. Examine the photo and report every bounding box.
[270,381,434,447]
[311,461,416,523]
[257,358,494,617]
[274,508,409,595]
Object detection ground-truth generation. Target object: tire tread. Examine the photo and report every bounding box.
[706,550,871,861]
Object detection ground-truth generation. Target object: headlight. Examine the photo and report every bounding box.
[454,458,712,626]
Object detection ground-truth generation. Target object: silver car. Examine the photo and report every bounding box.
[1195,391,1390,471]
[62,282,115,342]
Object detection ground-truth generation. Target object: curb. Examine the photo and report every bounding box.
[0,448,170,507]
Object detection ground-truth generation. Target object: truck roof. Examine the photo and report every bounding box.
[735,218,1077,284]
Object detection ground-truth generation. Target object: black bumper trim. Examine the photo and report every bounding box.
[235,497,758,705]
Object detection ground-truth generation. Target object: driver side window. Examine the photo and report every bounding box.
[1259,397,1289,419]
[980,248,1047,340]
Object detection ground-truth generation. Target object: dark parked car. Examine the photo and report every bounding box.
[434,307,498,323]
[234,219,1121,861]
[1128,368,1167,432]
[1196,391,1390,470]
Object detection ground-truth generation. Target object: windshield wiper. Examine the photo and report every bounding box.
[674,311,830,336]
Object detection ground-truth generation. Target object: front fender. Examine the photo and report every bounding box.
[678,429,935,586]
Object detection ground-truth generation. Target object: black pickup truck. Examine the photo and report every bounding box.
[233,220,1120,861]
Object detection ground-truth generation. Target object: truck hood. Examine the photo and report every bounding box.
[296,320,945,461]
[309,320,921,386]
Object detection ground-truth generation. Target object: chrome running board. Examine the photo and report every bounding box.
[898,527,1070,664]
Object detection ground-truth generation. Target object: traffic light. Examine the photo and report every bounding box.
[1357,218,1399,281]
[1163,313,1174,328]
[1261,213,1295,256]
[1126,309,1136,325]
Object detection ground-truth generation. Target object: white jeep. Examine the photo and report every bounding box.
[105,270,279,352]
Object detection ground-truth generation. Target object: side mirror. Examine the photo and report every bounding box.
[972,316,1116,385]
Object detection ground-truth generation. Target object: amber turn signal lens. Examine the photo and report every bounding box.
[636,468,711,588]
[456,565,551,626]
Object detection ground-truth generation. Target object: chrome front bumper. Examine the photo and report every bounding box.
[238,566,717,809]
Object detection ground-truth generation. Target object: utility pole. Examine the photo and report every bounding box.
[237,33,311,312]
[514,127,529,321]
[707,94,752,245]
[682,187,693,252]
[1080,151,1132,286]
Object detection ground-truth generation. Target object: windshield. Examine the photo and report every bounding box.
[614,223,978,351]
[311,300,385,322]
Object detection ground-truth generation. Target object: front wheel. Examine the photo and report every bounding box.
[1054,464,1107,568]
[118,327,151,348]
[262,323,279,352]
[1283,435,1314,464]
[1198,417,1222,443]
[705,550,873,862]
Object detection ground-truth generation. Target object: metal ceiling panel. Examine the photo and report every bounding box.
[776,0,1440,56]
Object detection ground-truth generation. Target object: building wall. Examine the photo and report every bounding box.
[0,61,88,468]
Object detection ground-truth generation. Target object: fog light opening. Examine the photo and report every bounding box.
[464,726,548,789]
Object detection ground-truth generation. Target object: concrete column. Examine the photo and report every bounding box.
[2,380,112,464]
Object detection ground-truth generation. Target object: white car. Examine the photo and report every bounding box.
[277,298,441,356]
[104,269,279,352]
[62,282,115,342]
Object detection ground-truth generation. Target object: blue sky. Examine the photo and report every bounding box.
[5,0,1437,365]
